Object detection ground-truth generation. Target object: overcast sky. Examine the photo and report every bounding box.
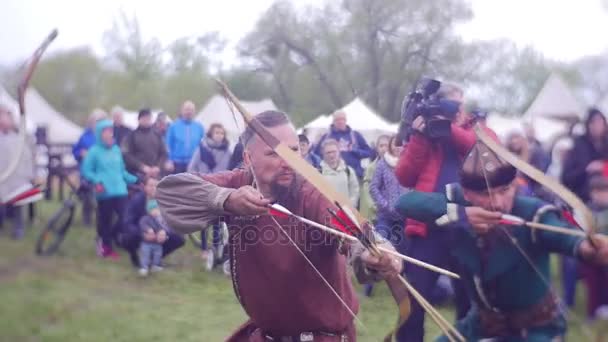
[1,0,607,66]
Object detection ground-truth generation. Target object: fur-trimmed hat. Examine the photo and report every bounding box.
[460,142,517,191]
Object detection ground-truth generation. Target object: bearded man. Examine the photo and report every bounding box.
[156,110,402,342]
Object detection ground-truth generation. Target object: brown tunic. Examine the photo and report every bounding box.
[156,170,359,341]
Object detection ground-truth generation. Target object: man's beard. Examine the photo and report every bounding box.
[269,173,301,204]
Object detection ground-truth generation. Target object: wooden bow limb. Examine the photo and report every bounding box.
[270,204,460,279]
[396,276,466,342]
[0,29,58,183]
[501,214,588,238]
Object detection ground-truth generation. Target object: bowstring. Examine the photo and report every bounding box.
[476,145,594,339]
[222,95,366,330]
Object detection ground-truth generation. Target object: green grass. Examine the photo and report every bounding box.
[0,200,604,341]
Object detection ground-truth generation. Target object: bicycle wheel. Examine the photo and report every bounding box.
[36,199,75,256]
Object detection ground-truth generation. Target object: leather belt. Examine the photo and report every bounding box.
[479,292,559,337]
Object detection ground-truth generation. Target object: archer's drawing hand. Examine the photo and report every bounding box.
[465,206,502,234]
[224,186,271,216]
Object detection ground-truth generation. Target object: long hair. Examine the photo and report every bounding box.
[206,123,229,144]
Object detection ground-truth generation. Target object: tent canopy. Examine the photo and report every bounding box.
[120,108,168,130]
[302,97,397,143]
[523,73,584,144]
[1,85,82,143]
[195,95,278,142]
[25,89,83,144]
[485,113,524,140]
[524,73,584,122]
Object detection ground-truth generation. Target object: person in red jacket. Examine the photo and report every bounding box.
[394,83,498,342]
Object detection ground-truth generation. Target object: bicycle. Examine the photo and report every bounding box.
[35,174,92,256]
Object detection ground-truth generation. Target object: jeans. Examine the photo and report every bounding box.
[139,242,163,268]
[97,196,128,248]
[119,223,185,267]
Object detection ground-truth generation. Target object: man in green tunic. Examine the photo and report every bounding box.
[395,142,608,341]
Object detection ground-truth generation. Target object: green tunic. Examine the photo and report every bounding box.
[395,183,585,341]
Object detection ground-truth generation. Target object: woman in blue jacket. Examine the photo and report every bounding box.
[82,119,138,259]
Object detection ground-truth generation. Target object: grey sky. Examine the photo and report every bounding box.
[1,0,607,65]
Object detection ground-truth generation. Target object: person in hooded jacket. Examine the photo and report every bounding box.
[82,119,138,260]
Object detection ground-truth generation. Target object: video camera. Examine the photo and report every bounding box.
[396,78,458,145]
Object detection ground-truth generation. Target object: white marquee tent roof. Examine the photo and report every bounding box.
[120,108,168,130]
[1,85,83,143]
[25,88,83,144]
[195,95,278,141]
[485,113,524,140]
[301,97,397,143]
[524,73,584,121]
[523,73,584,144]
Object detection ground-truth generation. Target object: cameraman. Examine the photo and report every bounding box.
[394,84,498,342]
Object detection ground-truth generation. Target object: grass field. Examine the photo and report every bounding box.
[0,200,605,341]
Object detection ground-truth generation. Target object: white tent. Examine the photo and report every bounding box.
[485,113,524,141]
[523,73,584,144]
[120,108,168,130]
[303,97,397,143]
[25,88,83,144]
[195,95,278,143]
[300,115,333,143]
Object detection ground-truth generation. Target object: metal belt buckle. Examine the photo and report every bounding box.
[299,332,314,341]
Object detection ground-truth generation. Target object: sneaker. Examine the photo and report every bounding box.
[139,268,149,277]
[205,250,215,271]
[200,250,210,260]
[106,250,120,261]
[222,260,231,277]
[151,265,163,273]
[101,246,120,261]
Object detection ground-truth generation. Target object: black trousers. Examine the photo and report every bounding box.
[97,196,128,247]
[119,222,185,267]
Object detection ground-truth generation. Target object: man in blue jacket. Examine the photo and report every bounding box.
[166,101,204,174]
[82,119,138,260]
[313,110,374,179]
